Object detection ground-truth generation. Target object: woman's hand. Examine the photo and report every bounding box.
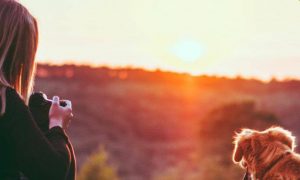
[49,96,73,129]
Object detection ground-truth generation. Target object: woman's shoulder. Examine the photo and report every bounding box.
[2,86,23,102]
[0,85,18,94]
[0,86,25,116]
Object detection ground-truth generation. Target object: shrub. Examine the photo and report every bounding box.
[78,147,119,180]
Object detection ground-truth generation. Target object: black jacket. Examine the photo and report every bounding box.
[0,87,76,180]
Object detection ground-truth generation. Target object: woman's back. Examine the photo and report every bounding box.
[0,87,22,178]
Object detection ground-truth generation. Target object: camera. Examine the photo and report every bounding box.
[28,92,67,133]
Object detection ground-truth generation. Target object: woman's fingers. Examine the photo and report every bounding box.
[52,98,72,110]
[62,100,72,115]
[49,96,73,129]
[52,96,60,107]
[64,100,72,109]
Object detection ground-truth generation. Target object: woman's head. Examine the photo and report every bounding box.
[0,0,38,104]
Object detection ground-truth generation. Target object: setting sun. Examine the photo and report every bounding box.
[169,38,205,63]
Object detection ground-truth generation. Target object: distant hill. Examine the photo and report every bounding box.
[34,64,300,180]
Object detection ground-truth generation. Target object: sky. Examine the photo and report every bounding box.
[21,0,300,80]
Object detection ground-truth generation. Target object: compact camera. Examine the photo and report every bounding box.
[28,92,67,133]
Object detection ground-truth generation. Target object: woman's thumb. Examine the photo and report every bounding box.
[52,96,60,106]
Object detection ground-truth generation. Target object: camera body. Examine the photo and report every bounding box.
[28,92,66,133]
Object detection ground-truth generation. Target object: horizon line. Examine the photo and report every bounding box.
[36,62,300,83]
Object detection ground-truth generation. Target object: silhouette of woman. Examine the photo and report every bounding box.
[0,0,76,179]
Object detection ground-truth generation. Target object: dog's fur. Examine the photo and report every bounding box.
[232,127,300,179]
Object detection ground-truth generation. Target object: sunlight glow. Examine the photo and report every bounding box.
[170,39,205,63]
[21,0,300,79]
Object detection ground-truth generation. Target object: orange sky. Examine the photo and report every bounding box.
[21,0,300,80]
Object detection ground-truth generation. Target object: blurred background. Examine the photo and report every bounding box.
[22,0,300,179]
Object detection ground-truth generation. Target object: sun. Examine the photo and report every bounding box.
[169,38,206,63]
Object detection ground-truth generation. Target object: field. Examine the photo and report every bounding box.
[34,64,300,180]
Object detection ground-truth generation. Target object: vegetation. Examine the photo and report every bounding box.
[34,64,300,179]
[78,147,119,180]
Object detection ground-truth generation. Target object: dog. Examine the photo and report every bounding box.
[232,127,300,179]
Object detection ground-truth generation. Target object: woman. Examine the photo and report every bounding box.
[0,0,75,179]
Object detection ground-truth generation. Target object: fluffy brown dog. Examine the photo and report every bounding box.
[232,127,300,179]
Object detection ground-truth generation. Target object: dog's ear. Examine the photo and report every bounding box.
[233,143,243,163]
[267,127,296,150]
[233,129,253,163]
[233,139,252,163]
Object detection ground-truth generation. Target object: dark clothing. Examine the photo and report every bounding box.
[65,140,76,180]
[0,87,75,180]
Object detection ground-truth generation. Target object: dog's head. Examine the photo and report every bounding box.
[232,127,296,169]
